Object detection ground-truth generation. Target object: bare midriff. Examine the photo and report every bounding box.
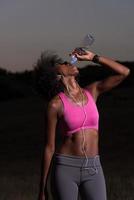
[55,128,99,157]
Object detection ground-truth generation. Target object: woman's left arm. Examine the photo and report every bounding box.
[90,55,130,96]
[73,50,131,98]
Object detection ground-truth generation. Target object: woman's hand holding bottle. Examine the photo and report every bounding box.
[71,49,95,62]
[70,33,95,64]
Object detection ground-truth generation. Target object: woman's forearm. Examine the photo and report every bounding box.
[94,56,130,77]
[73,49,130,77]
[40,147,54,193]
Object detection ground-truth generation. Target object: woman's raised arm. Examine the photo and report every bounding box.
[73,50,130,99]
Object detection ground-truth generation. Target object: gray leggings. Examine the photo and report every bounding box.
[51,153,107,200]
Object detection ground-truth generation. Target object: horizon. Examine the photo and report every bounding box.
[0,60,134,73]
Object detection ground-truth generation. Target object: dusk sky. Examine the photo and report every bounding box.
[0,0,134,72]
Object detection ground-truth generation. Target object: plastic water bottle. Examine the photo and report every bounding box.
[70,34,95,64]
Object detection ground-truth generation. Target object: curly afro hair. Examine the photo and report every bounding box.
[33,51,66,101]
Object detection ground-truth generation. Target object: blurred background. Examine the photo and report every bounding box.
[0,0,134,199]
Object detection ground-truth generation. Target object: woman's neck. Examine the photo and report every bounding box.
[64,78,81,96]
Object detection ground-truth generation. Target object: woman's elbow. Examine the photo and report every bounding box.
[123,68,130,77]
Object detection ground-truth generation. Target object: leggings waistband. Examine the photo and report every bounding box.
[54,153,101,169]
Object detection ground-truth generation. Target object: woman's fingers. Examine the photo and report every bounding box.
[74,53,88,61]
[70,49,95,61]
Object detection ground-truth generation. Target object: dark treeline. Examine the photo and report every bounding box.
[0,68,34,101]
[0,61,133,101]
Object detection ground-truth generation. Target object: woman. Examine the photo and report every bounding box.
[38,49,130,200]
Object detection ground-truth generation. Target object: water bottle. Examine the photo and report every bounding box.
[70,34,95,64]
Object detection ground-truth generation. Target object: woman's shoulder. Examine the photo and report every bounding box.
[48,94,63,111]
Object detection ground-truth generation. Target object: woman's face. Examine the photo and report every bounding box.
[56,62,79,77]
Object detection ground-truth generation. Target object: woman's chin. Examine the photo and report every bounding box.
[74,71,79,76]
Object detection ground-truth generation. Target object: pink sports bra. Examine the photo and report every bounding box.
[58,89,99,136]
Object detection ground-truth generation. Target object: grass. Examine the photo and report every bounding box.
[104,158,134,200]
[0,94,134,200]
[0,159,39,200]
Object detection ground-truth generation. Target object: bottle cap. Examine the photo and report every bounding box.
[70,55,77,64]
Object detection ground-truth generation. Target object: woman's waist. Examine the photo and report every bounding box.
[56,147,99,157]
[56,141,99,157]
[53,152,101,168]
